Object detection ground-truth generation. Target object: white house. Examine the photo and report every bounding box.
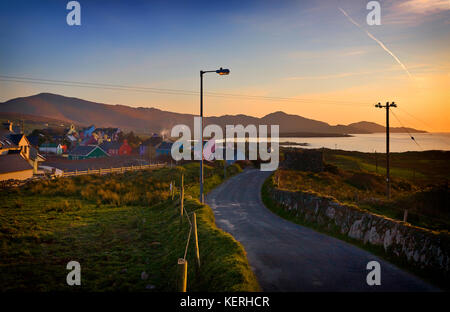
[39,143,63,155]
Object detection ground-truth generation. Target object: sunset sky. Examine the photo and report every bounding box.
[0,0,449,131]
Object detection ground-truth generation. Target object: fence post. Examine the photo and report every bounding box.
[180,174,184,224]
[177,258,187,292]
[99,168,101,175]
[193,212,200,269]
[171,181,175,200]
[75,169,77,176]
[403,209,408,222]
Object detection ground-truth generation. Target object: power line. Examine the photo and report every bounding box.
[390,109,422,150]
[0,74,370,106]
[397,107,433,130]
[397,107,450,147]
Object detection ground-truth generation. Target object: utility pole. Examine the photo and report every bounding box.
[200,70,204,204]
[375,101,397,200]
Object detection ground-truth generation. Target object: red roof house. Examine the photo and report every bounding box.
[118,140,132,155]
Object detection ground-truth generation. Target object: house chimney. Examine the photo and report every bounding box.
[9,121,13,132]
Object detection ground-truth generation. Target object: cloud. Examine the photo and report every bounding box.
[396,0,450,15]
[382,0,450,25]
[287,48,368,60]
[284,66,403,81]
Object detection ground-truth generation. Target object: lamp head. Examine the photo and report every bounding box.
[216,67,230,75]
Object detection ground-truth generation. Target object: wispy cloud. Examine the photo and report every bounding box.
[396,0,450,15]
[285,66,403,81]
[338,7,413,80]
[382,0,450,25]
[287,48,368,60]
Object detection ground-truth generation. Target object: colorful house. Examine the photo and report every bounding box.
[0,153,34,181]
[139,134,162,156]
[68,145,108,160]
[156,141,173,156]
[39,143,63,155]
[99,142,122,156]
[118,140,132,155]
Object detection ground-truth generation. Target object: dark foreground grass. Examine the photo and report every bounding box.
[261,175,448,290]
[0,162,259,291]
[275,164,450,231]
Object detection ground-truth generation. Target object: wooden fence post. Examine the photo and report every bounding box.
[403,209,408,222]
[171,181,175,200]
[180,174,184,224]
[177,258,187,292]
[193,212,200,269]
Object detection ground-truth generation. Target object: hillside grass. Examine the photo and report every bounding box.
[276,149,450,231]
[323,149,450,183]
[0,162,260,291]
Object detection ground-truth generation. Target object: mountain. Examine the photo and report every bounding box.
[348,121,426,134]
[0,93,426,135]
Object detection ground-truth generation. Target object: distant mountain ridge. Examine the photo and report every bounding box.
[0,93,426,135]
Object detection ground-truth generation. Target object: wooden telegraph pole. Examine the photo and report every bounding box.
[375,101,397,200]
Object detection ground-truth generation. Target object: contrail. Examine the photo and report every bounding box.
[338,7,413,79]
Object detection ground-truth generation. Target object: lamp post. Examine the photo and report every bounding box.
[199,67,230,203]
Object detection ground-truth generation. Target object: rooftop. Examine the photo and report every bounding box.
[69,145,104,156]
[0,154,33,174]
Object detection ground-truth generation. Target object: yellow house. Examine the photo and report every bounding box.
[0,153,34,181]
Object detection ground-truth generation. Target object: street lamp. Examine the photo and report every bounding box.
[199,67,230,203]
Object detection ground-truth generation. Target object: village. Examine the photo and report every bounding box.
[0,120,174,182]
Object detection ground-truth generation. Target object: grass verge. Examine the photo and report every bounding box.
[0,162,259,291]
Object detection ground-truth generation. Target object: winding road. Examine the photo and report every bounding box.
[207,169,439,292]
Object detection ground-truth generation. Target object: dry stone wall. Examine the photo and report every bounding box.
[270,186,450,277]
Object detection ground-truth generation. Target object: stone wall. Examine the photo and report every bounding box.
[269,186,450,277]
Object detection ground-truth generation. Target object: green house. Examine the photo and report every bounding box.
[68,145,108,160]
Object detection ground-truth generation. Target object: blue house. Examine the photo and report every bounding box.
[156,141,173,156]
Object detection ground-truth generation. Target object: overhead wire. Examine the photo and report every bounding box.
[390,109,423,149]
[397,106,450,148]
[0,74,370,106]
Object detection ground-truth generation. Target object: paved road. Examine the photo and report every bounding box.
[207,169,439,292]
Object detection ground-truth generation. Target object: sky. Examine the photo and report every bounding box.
[0,0,449,131]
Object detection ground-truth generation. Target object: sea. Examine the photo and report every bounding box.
[280,133,450,153]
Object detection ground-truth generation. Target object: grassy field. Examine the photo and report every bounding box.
[277,149,450,231]
[0,161,260,291]
[324,149,450,184]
